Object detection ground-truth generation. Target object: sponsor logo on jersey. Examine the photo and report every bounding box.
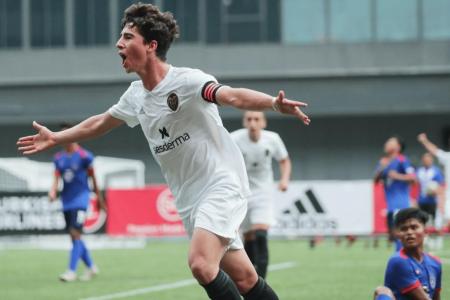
[159,127,170,139]
[167,92,179,111]
[154,133,191,154]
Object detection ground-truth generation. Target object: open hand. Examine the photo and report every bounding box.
[273,90,310,125]
[17,121,56,155]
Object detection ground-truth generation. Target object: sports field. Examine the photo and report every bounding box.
[1,238,449,300]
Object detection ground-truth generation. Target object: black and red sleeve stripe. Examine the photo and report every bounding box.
[201,81,223,104]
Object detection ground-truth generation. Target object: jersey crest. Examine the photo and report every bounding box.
[167,92,179,111]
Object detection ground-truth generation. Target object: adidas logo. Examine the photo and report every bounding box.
[277,189,338,232]
[284,189,325,215]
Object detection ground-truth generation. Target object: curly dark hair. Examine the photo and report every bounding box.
[121,2,179,61]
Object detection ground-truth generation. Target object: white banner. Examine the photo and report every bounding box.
[270,180,373,236]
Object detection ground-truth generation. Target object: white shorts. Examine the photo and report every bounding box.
[181,193,247,250]
[240,191,274,233]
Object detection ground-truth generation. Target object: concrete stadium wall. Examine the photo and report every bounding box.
[1,41,450,124]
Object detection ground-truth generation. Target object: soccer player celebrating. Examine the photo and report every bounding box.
[416,153,445,249]
[384,208,442,300]
[231,111,291,279]
[17,3,310,299]
[49,123,105,282]
[418,133,450,231]
[374,136,416,251]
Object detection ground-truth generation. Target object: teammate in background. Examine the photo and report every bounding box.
[49,123,105,282]
[373,286,395,300]
[231,111,291,279]
[384,208,442,300]
[418,133,450,231]
[416,153,445,250]
[17,3,310,299]
[374,136,416,251]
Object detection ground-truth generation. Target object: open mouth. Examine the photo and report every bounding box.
[406,237,416,243]
[119,53,127,66]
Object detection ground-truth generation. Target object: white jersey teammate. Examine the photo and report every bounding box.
[17,3,310,300]
[231,111,291,279]
[418,133,450,230]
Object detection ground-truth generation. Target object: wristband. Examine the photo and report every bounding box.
[272,97,279,112]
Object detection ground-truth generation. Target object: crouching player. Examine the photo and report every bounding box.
[384,208,442,300]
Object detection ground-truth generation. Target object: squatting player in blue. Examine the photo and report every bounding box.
[49,123,106,282]
[375,136,416,251]
[384,208,442,300]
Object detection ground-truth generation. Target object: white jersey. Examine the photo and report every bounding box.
[230,128,288,192]
[108,66,250,219]
[436,150,450,217]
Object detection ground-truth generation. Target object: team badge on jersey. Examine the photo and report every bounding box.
[167,92,179,111]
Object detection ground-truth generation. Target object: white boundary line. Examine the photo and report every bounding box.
[80,261,297,300]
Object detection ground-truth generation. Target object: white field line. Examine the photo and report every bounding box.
[441,258,450,264]
[80,261,297,300]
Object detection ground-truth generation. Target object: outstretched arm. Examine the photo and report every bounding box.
[417,133,439,156]
[17,112,124,155]
[216,87,310,125]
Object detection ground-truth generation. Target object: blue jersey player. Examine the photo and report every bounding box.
[384,208,442,300]
[49,123,105,282]
[375,136,416,250]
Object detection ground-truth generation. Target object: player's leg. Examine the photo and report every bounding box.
[59,210,80,281]
[387,212,401,251]
[251,224,270,279]
[68,227,83,272]
[247,201,271,278]
[220,248,278,299]
[243,231,256,264]
[189,228,241,300]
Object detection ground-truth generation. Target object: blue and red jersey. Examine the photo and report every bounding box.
[378,155,415,212]
[53,146,94,211]
[417,165,445,205]
[384,249,442,300]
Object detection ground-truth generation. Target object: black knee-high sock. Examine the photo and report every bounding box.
[254,230,269,279]
[201,269,242,300]
[244,239,256,264]
[243,277,278,300]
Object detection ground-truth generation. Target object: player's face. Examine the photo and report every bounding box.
[116,24,152,73]
[243,111,266,134]
[422,153,433,167]
[397,218,425,250]
[384,138,400,155]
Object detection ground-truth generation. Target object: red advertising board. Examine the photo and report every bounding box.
[106,185,186,237]
[373,182,420,234]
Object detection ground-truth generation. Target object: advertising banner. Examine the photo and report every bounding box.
[106,185,186,237]
[0,192,106,235]
[270,180,373,236]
